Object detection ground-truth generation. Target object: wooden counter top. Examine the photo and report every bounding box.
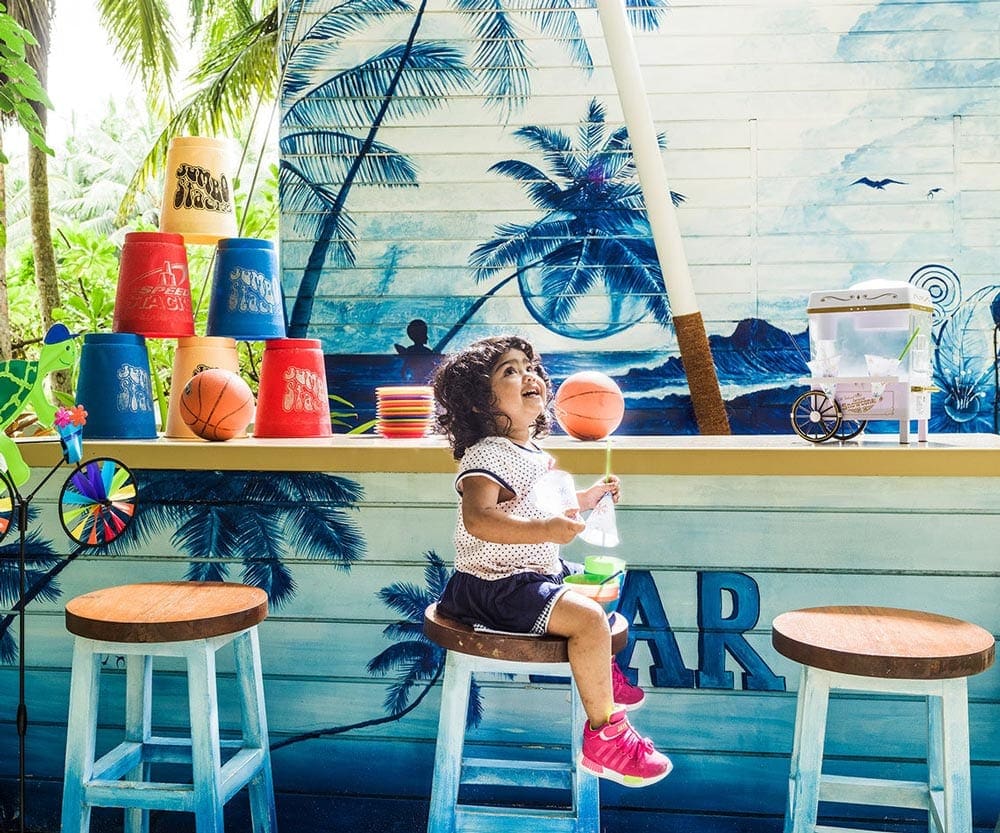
[16,432,1000,477]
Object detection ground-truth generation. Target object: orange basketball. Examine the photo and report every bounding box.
[179,368,255,442]
[553,371,625,441]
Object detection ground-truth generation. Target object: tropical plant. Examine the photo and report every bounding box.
[0,4,51,165]
[434,98,684,350]
[114,0,281,226]
[6,0,61,365]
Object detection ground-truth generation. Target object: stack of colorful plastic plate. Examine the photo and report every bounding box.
[376,385,434,438]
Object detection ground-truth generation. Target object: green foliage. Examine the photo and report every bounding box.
[0,4,52,163]
[5,102,280,431]
[51,228,120,331]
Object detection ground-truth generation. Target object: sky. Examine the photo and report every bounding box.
[24,1,189,151]
[45,3,132,147]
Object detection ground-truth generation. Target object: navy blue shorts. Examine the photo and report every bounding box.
[438,559,583,635]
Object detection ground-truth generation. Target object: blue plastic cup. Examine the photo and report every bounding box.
[75,333,157,439]
[206,238,286,340]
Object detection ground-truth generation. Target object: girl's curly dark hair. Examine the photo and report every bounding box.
[433,335,552,459]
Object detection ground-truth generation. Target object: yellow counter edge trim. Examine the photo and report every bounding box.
[16,437,1000,477]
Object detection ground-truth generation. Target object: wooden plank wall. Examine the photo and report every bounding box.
[3,466,999,828]
[279,0,1000,352]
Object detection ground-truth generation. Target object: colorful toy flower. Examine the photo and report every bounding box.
[54,405,87,431]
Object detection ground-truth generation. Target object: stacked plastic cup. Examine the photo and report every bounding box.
[253,338,331,438]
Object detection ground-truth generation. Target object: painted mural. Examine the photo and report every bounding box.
[279,0,1000,436]
[5,457,1000,829]
[0,465,786,825]
[2,1,999,829]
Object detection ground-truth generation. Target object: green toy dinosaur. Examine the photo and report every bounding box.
[0,324,79,488]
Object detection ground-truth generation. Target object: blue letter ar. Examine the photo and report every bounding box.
[696,571,784,691]
[615,570,785,691]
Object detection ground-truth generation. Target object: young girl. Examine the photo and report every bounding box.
[432,335,672,788]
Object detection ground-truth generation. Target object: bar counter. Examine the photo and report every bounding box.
[7,432,1000,831]
[18,431,1000,476]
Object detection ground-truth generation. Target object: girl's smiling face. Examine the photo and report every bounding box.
[489,348,547,441]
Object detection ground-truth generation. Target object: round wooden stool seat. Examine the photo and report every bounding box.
[772,605,995,680]
[65,581,268,644]
[423,602,628,663]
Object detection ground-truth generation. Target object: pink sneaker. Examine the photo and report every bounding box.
[580,710,673,788]
[611,660,645,711]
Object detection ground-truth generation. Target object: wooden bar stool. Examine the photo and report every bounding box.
[60,581,277,833]
[423,603,629,833]
[772,605,995,833]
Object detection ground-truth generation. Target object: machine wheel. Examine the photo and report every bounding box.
[833,418,867,441]
[791,390,841,443]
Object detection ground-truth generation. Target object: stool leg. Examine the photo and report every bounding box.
[234,628,277,833]
[187,641,224,833]
[427,651,471,833]
[61,639,100,833]
[570,676,599,833]
[939,679,972,833]
[785,666,830,833]
[124,654,152,833]
[928,693,944,833]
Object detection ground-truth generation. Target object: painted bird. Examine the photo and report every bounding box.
[850,177,908,190]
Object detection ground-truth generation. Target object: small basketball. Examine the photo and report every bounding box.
[179,368,255,441]
[553,371,625,441]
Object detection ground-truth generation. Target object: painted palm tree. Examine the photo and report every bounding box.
[0,468,366,670]
[281,0,668,338]
[0,506,61,664]
[281,0,474,336]
[272,550,483,753]
[366,549,486,721]
[435,97,684,350]
[130,470,367,607]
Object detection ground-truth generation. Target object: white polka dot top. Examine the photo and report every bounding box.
[453,436,563,580]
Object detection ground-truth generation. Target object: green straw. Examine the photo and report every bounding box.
[604,437,612,481]
[897,327,920,362]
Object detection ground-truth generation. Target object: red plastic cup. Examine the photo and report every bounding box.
[113,231,195,338]
[253,338,332,438]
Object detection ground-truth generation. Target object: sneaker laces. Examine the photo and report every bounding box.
[611,662,641,697]
[611,662,631,688]
[615,721,656,761]
[615,718,656,761]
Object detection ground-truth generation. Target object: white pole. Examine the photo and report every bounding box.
[593,0,731,434]
[593,0,698,317]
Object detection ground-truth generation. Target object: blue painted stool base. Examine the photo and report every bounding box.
[60,628,276,833]
[427,650,599,833]
[784,665,971,833]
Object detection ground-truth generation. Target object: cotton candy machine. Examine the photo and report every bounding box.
[791,280,937,443]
